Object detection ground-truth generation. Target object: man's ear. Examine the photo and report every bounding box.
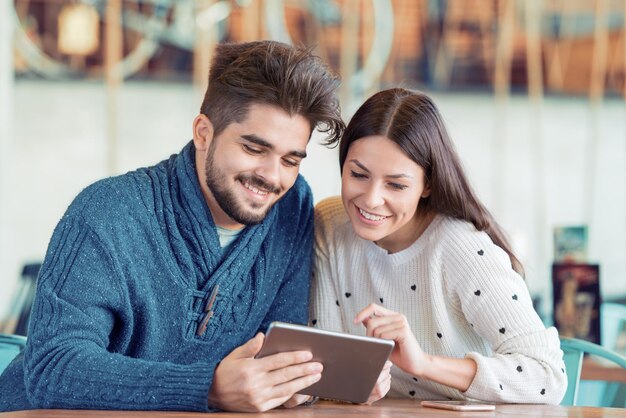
[192,114,214,151]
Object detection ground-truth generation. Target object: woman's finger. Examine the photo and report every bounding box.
[366,371,392,404]
[372,323,405,340]
[364,314,399,331]
[364,314,405,337]
[282,394,311,409]
[354,303,394,324]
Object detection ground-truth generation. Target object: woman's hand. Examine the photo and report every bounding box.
[354,304,429,377]
[282,394,314,408]
[364,360,392,404]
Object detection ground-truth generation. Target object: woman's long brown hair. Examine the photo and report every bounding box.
[339,88,524,276]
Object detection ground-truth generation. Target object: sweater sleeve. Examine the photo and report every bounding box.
[309,197,346,333]
[24,216,215,411]
[441,222,567,404]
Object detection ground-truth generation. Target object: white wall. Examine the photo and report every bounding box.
[0,0,16,324]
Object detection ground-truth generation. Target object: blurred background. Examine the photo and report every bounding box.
[0,1,624,348]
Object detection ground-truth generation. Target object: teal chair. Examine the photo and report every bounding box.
[601,303,626,355]
[560,337,626,406]
[0,334,27,374]
[576,303,626,407]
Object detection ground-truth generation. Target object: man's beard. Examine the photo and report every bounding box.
[204,145,281,226]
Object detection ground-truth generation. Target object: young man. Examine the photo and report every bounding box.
[0,41,344,412]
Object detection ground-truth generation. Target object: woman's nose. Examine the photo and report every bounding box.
[363,184,385,209]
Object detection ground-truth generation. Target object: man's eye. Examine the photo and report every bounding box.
[283,159,300,167]
[243,144,263,154]
[350,170,367,179]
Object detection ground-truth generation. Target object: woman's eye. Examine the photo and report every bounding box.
[350,170,367,179]
[389,183,408,191]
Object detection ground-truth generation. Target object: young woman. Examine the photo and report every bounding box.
[311,88,566,404]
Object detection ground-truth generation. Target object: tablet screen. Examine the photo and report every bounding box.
[256,322,394,404]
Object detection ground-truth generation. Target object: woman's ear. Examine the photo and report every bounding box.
[421,181,431,198]
[192,114,214,151]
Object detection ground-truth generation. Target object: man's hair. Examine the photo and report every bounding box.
[200,40,344,144]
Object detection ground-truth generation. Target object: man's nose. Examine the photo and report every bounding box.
[255,157,281,188]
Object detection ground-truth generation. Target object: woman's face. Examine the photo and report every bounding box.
[341,135,430,253]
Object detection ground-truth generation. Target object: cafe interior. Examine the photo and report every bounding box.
[0,0,625,413]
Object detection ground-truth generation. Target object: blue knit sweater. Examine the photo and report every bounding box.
[0,142,314,412]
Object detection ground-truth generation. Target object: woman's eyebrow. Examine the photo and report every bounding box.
[349,159,370,173]
[349,159,412,179]
[387,173,413,179]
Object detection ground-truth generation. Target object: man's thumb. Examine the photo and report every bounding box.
[233,332,265,359]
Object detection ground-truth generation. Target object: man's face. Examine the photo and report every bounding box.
[197,103,311,228]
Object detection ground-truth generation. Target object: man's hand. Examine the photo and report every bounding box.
[364,360,392,404]
[208,333,323,412]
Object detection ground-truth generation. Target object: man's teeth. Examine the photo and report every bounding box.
[359,208,386,221]
[244,181,268,196]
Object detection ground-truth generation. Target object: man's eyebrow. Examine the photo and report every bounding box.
[348,159,412,179]
[241,134,307,159]
[241,134,273,149]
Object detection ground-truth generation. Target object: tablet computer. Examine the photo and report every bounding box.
[256,321,394,404]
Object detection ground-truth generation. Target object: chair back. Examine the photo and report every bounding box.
[1,262,40,336]
[599,302,626,407]
[602,302,626,352]
[560,337,626,406]
[0,334,27,374]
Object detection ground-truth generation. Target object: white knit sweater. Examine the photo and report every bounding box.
[311,197,567,404]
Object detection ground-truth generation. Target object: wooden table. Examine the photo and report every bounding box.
[2,398,626,418]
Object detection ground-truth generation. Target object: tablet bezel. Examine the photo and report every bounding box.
[256,321,395,404]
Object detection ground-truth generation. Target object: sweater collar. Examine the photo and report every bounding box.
[178,141,219,234]
[363,214,443,266]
